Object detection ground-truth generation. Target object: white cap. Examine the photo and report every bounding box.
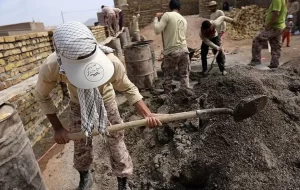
[287,15,293,19]
[208,1,217,6]
[60,47,114,89]
[53,22,114,89]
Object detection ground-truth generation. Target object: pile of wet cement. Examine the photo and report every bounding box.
[120,59,300,189]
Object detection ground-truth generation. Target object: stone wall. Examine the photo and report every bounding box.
[0,26,109,145]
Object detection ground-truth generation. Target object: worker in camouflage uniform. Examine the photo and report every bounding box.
[153,0,190,94]
[33,22,161,190]
[249,0,287,68]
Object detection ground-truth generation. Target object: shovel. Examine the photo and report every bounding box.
[42,95,267,143]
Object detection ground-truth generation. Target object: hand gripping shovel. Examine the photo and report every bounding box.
[43,95,267,144]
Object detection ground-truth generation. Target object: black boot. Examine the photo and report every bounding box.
[117,177,131,190]
[77,171,93,190]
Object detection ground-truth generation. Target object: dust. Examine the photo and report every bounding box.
[118,58,300,189]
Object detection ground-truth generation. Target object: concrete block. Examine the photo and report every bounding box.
[4,36,15,42]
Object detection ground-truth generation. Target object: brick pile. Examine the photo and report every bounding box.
[226,5,267,40]
[0,32,53,91]
[89,26,109,42]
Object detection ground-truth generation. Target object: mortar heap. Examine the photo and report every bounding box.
[226,5,267,40]
[116,57,300,189]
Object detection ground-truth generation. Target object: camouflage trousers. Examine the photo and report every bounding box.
[69,100,133,177]
[162,48,190,94]
[252,28,282,67]
[107,13,119,36]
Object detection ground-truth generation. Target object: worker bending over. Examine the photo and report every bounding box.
[101,5,123,36]
[249,0,287,68]
[200,16,236,76]
[33,22,161,190]
[208,1,226,41]
[153,0,190,94]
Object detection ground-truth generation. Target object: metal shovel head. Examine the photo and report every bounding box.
[233,95,268,122]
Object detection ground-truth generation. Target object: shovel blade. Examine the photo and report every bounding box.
[234,95,268,122]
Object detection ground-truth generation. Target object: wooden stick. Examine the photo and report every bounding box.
[42,108,233,144]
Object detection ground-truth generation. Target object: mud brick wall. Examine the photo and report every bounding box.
[7,84,67,144]
[122,0,199,28]
[0,33,53,91]
[89,26,109,42]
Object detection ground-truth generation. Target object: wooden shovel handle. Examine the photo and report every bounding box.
[42,108,233,144]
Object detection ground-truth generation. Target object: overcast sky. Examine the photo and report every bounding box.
[0,0,114,26]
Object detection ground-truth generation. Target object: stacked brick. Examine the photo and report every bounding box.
[0,26,109,145]
[89,26,109,42]
[7,84,67,144]
[0,32,53,91]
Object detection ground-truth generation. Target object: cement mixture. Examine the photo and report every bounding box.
[114,58,300,190]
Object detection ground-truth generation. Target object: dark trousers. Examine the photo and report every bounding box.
[201,36,225,72]
[119,12,124,30]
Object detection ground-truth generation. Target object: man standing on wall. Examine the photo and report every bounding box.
[153,0,190,94]
[249,0,287,68]
[208,1,226,41]
[102,5,119,36]
[33,22,161,190]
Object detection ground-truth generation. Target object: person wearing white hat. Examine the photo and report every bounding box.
[208,1,226,41]
[33,22,161,190]
[282,14,294,47]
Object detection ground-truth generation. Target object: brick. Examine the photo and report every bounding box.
[12,49,21,55]
[4,50,12,57]
[0,59,4,66]
[4,63,16,71]
[2,80,13,89]
[3,44,10,50]
[9,43,14,49]
[8,56,15,62]
[15,60,25,67]
[14,55,20,61]
[0,67,4,73]
[4,36,15,42]
[21,47,27,52]
[29,33,37,38]
[0,37,4,43]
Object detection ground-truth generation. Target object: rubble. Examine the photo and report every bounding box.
[226,5,267,40]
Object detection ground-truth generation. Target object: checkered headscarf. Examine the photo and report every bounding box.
[53,22,113,137]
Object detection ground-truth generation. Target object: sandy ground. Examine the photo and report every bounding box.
[36,15,300,189]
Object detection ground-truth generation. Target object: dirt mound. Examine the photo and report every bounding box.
[226,5,267,40]
[121,58,300,189]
